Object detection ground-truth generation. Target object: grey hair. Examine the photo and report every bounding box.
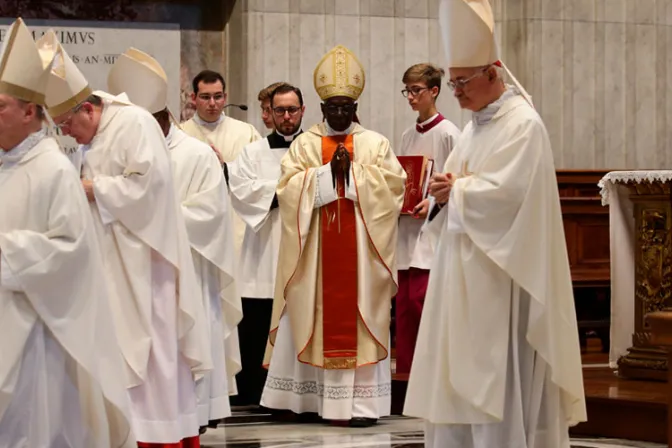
[73,94,103,112]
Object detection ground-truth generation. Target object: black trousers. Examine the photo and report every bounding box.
[230,297,273,407]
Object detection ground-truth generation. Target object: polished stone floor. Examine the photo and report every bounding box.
[199,416,664,447]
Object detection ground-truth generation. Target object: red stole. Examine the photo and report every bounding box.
[137,436,200,448]
[320,135,358,370]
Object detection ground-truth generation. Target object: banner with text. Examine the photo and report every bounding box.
[0,19,180,155]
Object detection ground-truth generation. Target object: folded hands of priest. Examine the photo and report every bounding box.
[429,172,453,205]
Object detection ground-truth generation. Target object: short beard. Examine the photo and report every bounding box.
[275,121,301,136]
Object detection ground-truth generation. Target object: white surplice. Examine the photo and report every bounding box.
[403,93,586,448]
[166,125,240,425]
[227,137,286,300]
[396,115,460,270]
[0,131,134,448]
[83,93,212,443]
[260,122,406,420]
[181,113,262,256]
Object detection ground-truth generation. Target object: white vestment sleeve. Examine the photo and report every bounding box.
[93,178,116,225]
[0,252,22,292]
[446,189,465,233]
[344,166,358,202]
[228,155,277,233]
[314,164,338,208]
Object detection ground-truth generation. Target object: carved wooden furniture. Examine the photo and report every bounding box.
[601,173,672,381]
[557,170,611,352]
[646,311,672,445]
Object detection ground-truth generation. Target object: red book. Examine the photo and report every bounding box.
[397,155,434,215]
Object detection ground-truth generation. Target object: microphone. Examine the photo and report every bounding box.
[224,104,248,111]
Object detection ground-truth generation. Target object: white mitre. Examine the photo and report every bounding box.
[36,30,92,118]
[108,47,168,114]
[439,0,532,106]
[0,18,51,105]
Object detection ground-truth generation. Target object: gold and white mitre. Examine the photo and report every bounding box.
[313,45,365,101]
[0,18,51,105]
[108,47,167,114]
[36,30,92,117]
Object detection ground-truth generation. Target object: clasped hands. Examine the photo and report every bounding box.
[428,172,455,206]
[330,143,351,189]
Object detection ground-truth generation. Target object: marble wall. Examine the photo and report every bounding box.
[226,0,472,150]
[512,0,672,169]
[228,0,672,170]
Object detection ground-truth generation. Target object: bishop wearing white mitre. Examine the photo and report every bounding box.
[107,47,241,433]
[37,32,212,447]
[0,19,134,447]
[404,1,587,447]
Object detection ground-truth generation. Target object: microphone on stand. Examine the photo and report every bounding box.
[224,104,249,111]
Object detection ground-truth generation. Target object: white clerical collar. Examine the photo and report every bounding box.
[418,113,439,127]
[325,121,355,136]
[193,111,226,128]
[278,127,302,142]
[472,85,519,126]
[0,129,47,166]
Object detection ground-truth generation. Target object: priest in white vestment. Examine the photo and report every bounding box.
[0,19,134,448]
[403,2,586,447]
[39,35,212,448]
[181,70,262,255]
[395,62,460,375]
[261,45,406,427]
[107,48,241,434]
[228,84,304,409]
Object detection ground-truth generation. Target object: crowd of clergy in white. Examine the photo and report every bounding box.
[0,0,587,447]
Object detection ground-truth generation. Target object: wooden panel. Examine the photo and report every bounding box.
[557,170,611,287]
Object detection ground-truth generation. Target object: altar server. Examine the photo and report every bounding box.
[0,19,134,448]
[395,63,460,374]
[181,70,261,255]
[260,45,406,427]
[228,83,304,407]
[403,1,586,447]
[107,47,241,432]
[40,34,212,448]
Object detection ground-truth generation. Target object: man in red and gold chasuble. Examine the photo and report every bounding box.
[261,45,406,427]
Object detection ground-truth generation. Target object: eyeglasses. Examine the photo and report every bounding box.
[197,93,225,102]
[55,104,83,130]
[273,106,301,117]
[447,68,488,91]
[323,104,355,114]
[55,113,75,130]
[401,87,428,98]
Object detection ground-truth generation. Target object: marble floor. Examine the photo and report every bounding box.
[200,416,664,447]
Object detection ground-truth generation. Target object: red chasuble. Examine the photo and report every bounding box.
[320,135,359,369]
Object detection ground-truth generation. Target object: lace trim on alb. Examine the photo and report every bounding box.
[265,375,391,400]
